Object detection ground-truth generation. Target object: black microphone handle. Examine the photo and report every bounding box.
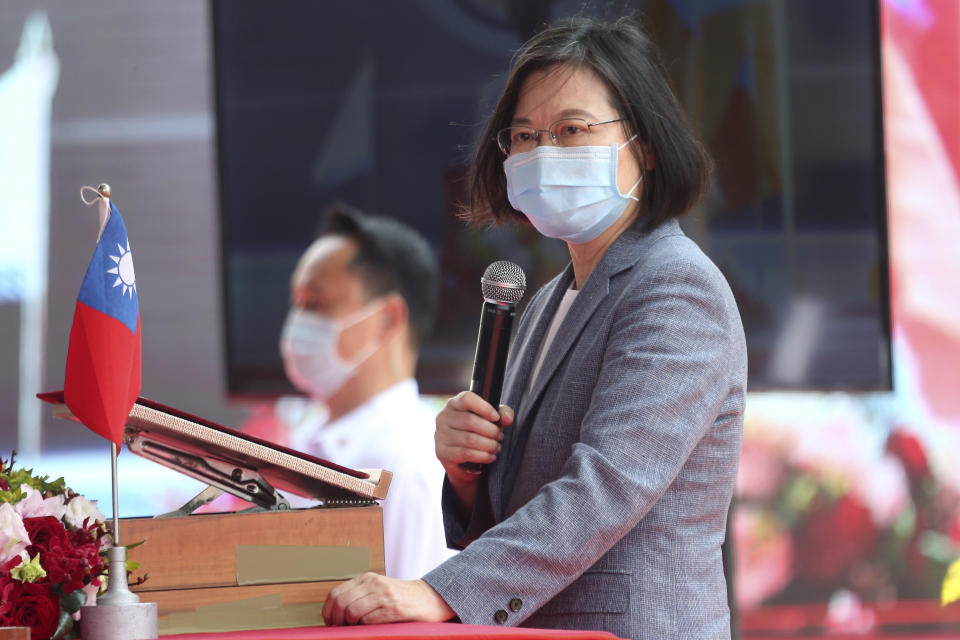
[460,300,515,473]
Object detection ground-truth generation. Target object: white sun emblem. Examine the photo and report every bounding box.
[107,240,137,298]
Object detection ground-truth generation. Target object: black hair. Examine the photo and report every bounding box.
[320,204,439,349]
[465,15,712,231]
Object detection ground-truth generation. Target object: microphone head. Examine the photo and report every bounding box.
[481,260,526,305]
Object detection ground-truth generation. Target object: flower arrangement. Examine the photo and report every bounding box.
[0,452,109,640]
[734,395,960,632]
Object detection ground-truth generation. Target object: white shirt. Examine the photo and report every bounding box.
[529,286,579,388]
[290,379,456,579]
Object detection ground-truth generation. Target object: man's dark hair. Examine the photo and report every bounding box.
[465,15,713,231]
[320,204,439,349]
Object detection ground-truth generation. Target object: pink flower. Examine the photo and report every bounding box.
[0,503,30,566]
[826,589,877,634]
[736,438,788,500]
[852,454,910,528]
[73,581,99,620]
[12,485,66,521]
[733,505,794,609]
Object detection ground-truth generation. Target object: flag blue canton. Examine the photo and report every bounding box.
[76,202,139,334]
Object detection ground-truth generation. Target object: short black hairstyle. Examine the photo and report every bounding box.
[465,15,713,231]
[320,204,439,349]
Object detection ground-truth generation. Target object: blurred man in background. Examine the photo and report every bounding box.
[279,205,453,579]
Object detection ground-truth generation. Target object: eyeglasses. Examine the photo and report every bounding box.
[496,118,626,156]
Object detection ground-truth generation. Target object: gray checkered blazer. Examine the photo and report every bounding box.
[423,219,747,640]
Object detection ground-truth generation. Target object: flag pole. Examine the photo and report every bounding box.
[111,441,120,545]
[99,181,122,548]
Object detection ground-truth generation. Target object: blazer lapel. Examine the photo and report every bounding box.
[488,269,570,521]
[500,267,574,412]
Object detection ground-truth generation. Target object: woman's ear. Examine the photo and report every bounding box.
[641,143,656,171]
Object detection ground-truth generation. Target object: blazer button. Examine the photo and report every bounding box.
[509,598,523,612]
[494,609,508,624]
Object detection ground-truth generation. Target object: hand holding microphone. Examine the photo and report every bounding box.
[435,261,526,483]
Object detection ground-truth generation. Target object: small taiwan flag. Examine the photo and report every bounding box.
[63,199,141,445]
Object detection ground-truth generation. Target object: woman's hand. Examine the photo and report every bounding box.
[435,391,514,485]
[321,573,455,626]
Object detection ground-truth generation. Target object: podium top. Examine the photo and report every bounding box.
[38,391,391,503]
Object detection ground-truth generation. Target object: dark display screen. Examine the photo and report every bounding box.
[213,0,890,394]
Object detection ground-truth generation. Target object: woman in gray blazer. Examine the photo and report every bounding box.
[323,16,746,640]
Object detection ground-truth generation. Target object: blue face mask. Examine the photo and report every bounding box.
[503,137,640,244]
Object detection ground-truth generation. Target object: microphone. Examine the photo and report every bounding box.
[461,260,527,473]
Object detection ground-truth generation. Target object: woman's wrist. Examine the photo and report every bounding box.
[446,470,479,513]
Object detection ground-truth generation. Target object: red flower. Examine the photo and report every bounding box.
[38,552,86,594]
[1,556,21,574]
[795,494,879,582]
[23,517,70,555]
[3,581,60,640]
[0,575,15,625]
[21,516,106,596]
[0,477,8,491]
[886,430,930,485]
[949,511,960,545]
[66,520,107,591]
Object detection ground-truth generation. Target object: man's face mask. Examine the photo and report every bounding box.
[279,301,384,400]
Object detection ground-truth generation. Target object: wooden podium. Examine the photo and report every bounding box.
[37,392,392,634]
[122,506,384,635]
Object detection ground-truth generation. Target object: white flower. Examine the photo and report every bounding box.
[0,502,30,565]
[62,494,106,529]
[853,454,910,528]
[12,484,67,521]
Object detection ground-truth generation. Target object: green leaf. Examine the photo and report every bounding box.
[0,460,68,500]
[943,558,960,607]
[60,587,88,614]
[0,486,25,504]
[51,609,74,640]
